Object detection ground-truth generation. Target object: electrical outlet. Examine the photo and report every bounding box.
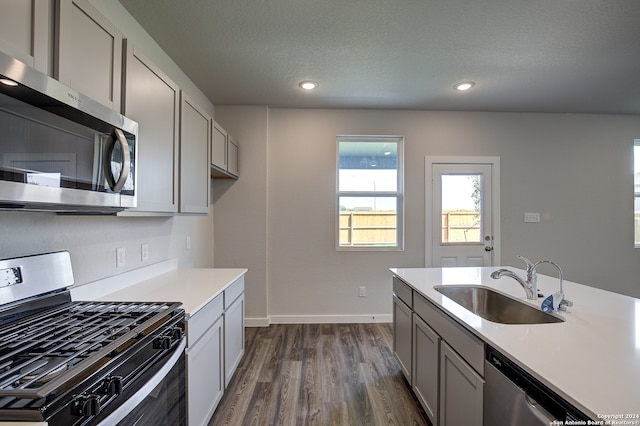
[359,286,366,297]
[116,247,126,268]
[186,236,191,251]
[141,244,149,262]
[524,212,541,223]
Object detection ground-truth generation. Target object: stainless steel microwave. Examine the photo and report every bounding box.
[0,50,138,213]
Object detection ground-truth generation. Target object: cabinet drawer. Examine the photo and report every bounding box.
[393,276,413,308]
[224,276,244,308]
[414,292,484,376]
[187,293,223,347]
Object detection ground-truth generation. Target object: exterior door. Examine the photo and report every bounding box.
[426,157,500,267]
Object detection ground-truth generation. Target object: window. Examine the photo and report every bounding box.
[337,136,403,250]
[635,141,640,247]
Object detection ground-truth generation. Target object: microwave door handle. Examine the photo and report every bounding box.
[103,128,131,193]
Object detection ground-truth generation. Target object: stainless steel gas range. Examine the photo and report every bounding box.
[0,251,186,425]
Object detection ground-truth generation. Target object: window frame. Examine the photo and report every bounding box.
[634,140,640,248]
[336,135,404,251]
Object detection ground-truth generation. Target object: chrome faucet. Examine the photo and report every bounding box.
[490,255,538,300]
[535,260,573,312]
[491,256,573,311]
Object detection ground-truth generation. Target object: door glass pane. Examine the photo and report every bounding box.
[339,196,397,247]
[441,174,482,243]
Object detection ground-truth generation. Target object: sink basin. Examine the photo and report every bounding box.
[434,285,564,324]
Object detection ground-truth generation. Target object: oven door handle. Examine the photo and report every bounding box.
[96,338,186,426]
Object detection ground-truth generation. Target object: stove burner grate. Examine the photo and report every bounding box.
[0,300,179,399]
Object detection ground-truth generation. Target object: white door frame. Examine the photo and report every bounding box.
[425,156,501,267]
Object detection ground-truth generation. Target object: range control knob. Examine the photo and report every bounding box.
[171,326,183,340]
[72,394,101,417]
[102,376,123,396]
[153,336,172,350]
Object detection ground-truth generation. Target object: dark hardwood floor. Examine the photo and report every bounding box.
[209,323,428,426]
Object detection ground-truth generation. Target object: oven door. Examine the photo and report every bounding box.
[94,338,186,426]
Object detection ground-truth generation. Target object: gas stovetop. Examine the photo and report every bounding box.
[0,252,185,424]
[0,299,181,399]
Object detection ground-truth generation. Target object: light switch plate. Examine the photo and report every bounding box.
[116,247,126,268]
[524,212,541,223]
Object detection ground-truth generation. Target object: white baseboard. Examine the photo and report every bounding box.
[245,314,392,327]
[245,317,270,327]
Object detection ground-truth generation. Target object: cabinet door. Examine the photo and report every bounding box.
[439,342,484,426]
[211,121,227,172]
[187,316,224,426]
[224,293,244,387]
[56,0,122,110]
[393,294,412,383]
[0,0,50,73]
[179,93,210,214]
[413,313,440,426]
[227,136,239,177]
[122,41,179,213]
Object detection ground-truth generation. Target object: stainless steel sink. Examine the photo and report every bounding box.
[434,285,564,324]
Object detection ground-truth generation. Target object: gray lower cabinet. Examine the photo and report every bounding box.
[412,313,440,426]
[393,276,485,426]
[393,294,413,382]
[440,342,484,426]
[185,276,245,426]
[186,294,224,426]
[223,277,245,387]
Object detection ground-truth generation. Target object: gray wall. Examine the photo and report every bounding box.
[214,107,640,324]
[213,106,270,325]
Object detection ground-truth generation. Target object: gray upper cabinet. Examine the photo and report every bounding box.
[179,93,211,214]
[55,0,122,111]
[227,136,239,178]
[122,40,179,214]
[0,0,51,74]
[211,120,239,179]
[211,122,228,172]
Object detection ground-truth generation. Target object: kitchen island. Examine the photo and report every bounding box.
[391,266,640,422]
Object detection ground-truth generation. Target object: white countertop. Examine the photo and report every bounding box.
[96,268,248,318]
[391,266,640,420]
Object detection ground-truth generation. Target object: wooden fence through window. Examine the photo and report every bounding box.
[338,210,480,246]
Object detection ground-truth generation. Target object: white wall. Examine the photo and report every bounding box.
[0,2,215,291]
[214,107,640,324]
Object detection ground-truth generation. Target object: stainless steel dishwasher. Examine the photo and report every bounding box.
[484,346,592,425]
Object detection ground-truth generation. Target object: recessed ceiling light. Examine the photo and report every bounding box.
[0,78,18,87]
[299,80,319,90]
[455,81,475,91]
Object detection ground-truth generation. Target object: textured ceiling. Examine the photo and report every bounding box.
[117,0,640,114]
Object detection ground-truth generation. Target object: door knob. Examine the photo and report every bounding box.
[485,246,494,252]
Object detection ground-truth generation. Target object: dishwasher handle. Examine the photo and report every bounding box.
[525,394,556,424]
